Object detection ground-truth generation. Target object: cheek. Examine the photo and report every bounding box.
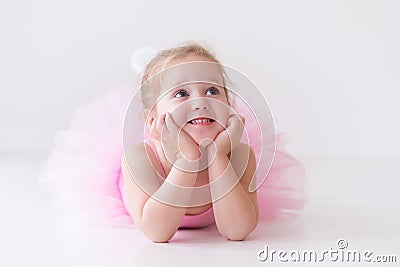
[168,102,192,127]
[210,101,231,127]
[171,111,188,128]
[155,101,183,121]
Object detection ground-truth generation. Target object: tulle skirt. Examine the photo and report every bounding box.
[39,86,307,228]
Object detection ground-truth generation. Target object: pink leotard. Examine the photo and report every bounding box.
[179,206,214,228]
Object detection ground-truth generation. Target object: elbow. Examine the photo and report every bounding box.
[225,229,251,241]
[142,228,175,243]
[222,219,258,241]
[140,221,176,243]
[148,234,173,243]
[226,233,249,241]
[134,211,178,243]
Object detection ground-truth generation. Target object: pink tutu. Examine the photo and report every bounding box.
[39,85,307,228]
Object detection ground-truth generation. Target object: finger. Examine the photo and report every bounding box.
[234,115,245,131]
[226,114,238,129]
[239,115,245,125]
[151,118,157,132]
[156,114,165,134]
[150,118,160,140]
[227,113,240,125]
[164,113,179,135]
[230,114,245,128]
[147,117,155,128]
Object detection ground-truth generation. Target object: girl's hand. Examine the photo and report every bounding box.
[149,113,165,142]
[165,113,200,161]
[211,114,245,156]
[151,113,200,161]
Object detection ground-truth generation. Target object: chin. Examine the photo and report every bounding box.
[192,133,218,145]
[183,127,219,145]
[183,120,225,145]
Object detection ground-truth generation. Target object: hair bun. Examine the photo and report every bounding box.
[130,46,158,74]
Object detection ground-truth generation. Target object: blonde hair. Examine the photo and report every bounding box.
[140,42,230,118]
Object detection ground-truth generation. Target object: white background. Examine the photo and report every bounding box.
[1,1,399,266]
[2,0,399,158]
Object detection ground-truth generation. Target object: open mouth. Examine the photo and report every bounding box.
[188,117,215,125]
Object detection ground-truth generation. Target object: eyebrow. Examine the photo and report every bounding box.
[172,78,224,87]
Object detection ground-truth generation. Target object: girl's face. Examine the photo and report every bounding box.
[150,56,231,144]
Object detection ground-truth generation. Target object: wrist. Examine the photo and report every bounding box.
[207,147,228,162]
[208,147,230,157]
[177,149,200,161]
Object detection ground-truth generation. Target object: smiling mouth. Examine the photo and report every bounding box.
[188,117,215,125]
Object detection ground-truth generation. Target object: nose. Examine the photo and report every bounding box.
[191,98,209,111]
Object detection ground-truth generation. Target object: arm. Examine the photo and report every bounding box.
[122,144,199,243]
[122,113,201,243]
[208,145,259,241]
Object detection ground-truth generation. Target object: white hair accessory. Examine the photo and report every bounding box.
[130,46,158,74]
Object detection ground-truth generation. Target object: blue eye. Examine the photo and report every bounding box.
[205,86,219,96]
[174,89,189,98]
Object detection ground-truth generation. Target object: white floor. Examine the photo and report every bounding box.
[1,154,399,266]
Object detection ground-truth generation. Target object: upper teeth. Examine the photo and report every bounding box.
[191,118,211,124]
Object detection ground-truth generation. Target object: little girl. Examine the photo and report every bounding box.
[121,47,259,242]
[40,43,306,243]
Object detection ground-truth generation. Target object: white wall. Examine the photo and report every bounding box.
[1,0,399,158]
